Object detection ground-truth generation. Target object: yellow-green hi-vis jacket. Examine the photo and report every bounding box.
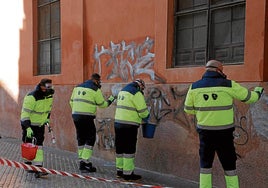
[21,86,53,128]
[184,71,260,130]
[70,80,109,116]
[115,82,149,126]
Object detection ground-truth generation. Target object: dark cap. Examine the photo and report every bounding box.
[39,78,52,86]
[91,73,101,81]
[135,79,145,89]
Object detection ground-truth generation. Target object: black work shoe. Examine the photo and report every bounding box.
[35,172,49,178]
[116,170,123,178]
[33,165,48,177]
[79,161,97,173]
[24,162,35,173]
[85,162,93,167]
[85,162,97,172]
[26,170,36,173]
[123,173,142,181]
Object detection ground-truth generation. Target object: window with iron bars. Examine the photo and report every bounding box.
[173,0,246,67]
[37,0,61,75]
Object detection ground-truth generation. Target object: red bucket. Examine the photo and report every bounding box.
[21,138,38,160]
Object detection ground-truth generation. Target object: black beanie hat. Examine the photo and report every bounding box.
[39,78,52,86]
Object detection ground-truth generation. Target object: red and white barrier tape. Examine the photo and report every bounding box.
[0,157,171,188]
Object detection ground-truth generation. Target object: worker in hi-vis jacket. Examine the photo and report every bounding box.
[114,79,150,181]
[184,60,264,188]
[70,73,115,173]
[21,78,55,177]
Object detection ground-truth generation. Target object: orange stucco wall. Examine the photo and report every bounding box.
[19,0,268,85]
[0,0,267,187]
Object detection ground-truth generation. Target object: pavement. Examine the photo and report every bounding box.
[0,136,199,188]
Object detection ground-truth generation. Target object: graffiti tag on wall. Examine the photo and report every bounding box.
[92,37,264,150]
[93,37,165,83]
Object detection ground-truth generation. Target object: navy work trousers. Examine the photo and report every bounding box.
[197,127,237,171]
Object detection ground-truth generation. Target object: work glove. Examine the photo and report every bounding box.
[46,122,53,133]
[46,119,50,124]
[26,127,33,138]
[142,114,150,124]
[42,119,50,128]
[107,95,116,106]
[254,87,264,99]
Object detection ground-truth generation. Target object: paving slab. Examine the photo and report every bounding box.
[0,137,199,188]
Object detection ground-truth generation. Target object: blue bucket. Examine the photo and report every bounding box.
[142,123,156,138]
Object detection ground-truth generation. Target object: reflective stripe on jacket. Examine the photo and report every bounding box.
[70,80,109,116]
[115,82,149,126]
[184,71,259,130]
[20,87,53,127]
